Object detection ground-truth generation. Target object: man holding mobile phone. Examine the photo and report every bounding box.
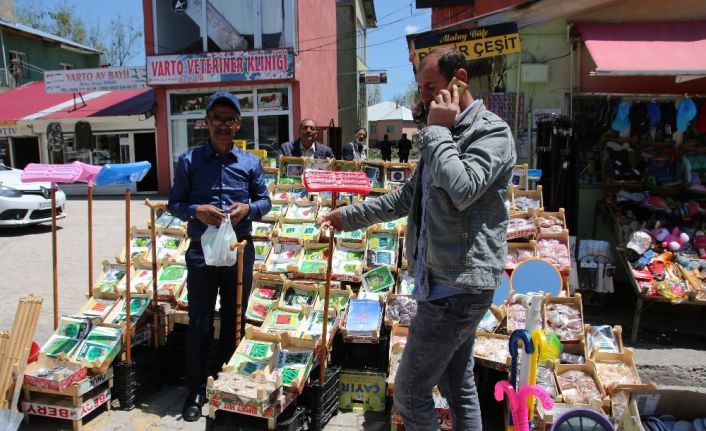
[318,47,516,430]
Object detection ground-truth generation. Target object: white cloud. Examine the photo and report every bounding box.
[405,25,420,35]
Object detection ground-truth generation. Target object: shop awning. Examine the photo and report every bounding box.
[575,21,706,80]
[0,81,154,121]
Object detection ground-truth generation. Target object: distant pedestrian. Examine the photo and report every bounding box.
[379,134,393,161]
[397,133,412,163]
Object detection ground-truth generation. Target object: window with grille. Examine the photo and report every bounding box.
[9,51,28,78]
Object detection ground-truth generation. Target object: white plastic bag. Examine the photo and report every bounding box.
[202,218,238,266]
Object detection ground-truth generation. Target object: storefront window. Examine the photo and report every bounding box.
[169,86,292,176]
[63,133,131,165]
[93,134,128,165]
[154,0,295,54]
[0,139,10,166]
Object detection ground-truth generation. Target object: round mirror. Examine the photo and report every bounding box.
[510,258,562,297]
[551,409,615,431]
[493,271,511,306]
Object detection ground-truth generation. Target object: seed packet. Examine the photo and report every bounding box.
[362,266,395,293]
[41,335,80,357]
[57,316,91,339]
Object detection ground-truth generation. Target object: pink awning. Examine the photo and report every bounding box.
[575,21,706,77]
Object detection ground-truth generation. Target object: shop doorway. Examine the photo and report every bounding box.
[134,132,158,192]
[11,137,40,169]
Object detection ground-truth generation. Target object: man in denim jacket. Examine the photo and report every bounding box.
[319,47,515,430]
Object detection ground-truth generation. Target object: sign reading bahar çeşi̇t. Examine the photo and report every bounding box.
[146,49,294,85]
[410,22,521,64]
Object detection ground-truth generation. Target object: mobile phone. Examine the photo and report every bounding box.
[447,76,468,95]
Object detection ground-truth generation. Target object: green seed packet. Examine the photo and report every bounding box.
[363,266,395,293]
[41,335,80,357]
[73,340,115,363]
[299,261,327,274]
[57,316,91,339]
[159,265,186,282]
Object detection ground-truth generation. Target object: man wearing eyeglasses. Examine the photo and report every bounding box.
[279,118,335,159]
[168,91,272,422]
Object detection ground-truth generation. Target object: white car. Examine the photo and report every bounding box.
[0,164,66,227]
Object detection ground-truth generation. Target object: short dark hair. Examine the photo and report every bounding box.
[354,126,366,134]
[419,47,466,81]
[384,134,388,140]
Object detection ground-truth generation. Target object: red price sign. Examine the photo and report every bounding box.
[302,170,371,195]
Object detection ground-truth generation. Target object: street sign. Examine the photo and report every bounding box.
[44,67,147,93]
[409,22,521,64]
[359,71,388,84]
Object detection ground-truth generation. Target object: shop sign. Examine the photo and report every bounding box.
[44,67,147,94]
[409,22,521,64]
[359,71,387,84]
[0,121,17,136]
[147,49,294,85]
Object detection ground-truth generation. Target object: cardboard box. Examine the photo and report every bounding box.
[278,156,306,185]
[246,273,287,323]
[473,332,511,371]
[623,389,706,431]
[511,185,544,213]
[544,293,584,343]
[263,201,289,223]
[23,358,87,393]
[281,199,318,224]
[263,238,303,275]
[24,366,113,398]
[507,209,537,240]
[281,281,320,311]
[275,222,320,243]
[506,240,537,270]
[332,240,366,282]
[339,369,387,412]
[536,229,571,274]
[365,227,399,272]
[554,363,606,406]
[116,226,153,264]
[290,241,330,280]
[585,324,624,357]
[592,349,641,394]
[92,260,128,299]
[155,260,187,301]
[314,286,354,313]
[535,208,566,234]
[273,333,315,393]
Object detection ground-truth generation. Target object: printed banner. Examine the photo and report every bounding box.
[147,49,294,85]
[0,121,17,136]
[44,67,147,93]
[409,22,521,64]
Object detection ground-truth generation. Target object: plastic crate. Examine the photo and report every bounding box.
[165,324,220,385]
[302,365,341,430]
[112,345,162,410]
[205,403,305,431]
[330,332,389,372]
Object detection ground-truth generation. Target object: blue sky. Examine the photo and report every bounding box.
[19,0,429,101]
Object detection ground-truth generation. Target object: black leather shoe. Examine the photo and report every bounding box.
[182,392,206,422]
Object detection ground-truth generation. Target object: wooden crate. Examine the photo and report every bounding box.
[592,349,641,395]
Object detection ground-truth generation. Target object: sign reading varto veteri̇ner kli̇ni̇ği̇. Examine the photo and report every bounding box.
[410,22,521,64]
[146,49,294,85]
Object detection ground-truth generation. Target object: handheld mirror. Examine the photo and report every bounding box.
[510,258,562,297]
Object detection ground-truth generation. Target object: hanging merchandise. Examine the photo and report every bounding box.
[611,101,631,132]
[676,97,697,132]
[646,102,662,131]
[629,102,650,137]
[658,102,677,137]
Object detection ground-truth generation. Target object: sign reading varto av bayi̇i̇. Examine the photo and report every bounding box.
[410,22,521,64]
[44,67,147,94]
[146,49,294,85]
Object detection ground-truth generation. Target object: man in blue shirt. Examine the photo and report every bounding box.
[168,91,272,422]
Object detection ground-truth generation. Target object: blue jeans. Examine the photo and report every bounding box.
[185,239,254,394]
[393,290,493,431]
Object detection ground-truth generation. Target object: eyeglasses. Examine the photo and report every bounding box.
[208,118,238,128]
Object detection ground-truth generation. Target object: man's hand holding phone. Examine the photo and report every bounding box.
[427,77,467,129]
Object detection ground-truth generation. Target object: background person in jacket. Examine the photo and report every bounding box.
[342,127,367,161]
[397,133,412,162]
[168,92,272,422]
[379,133,393,161]
[318,47,515,430]
[279,118,335,159]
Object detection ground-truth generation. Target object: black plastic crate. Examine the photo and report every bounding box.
[112,345,163,410]
[205,402,305,431]
[166,325,220,385]
[302,365,341,431]
[330,332,389,372]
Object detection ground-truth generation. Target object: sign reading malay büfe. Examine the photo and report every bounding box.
[410,22,521,64]
[146,49,294,85]
[44,67,147,94]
